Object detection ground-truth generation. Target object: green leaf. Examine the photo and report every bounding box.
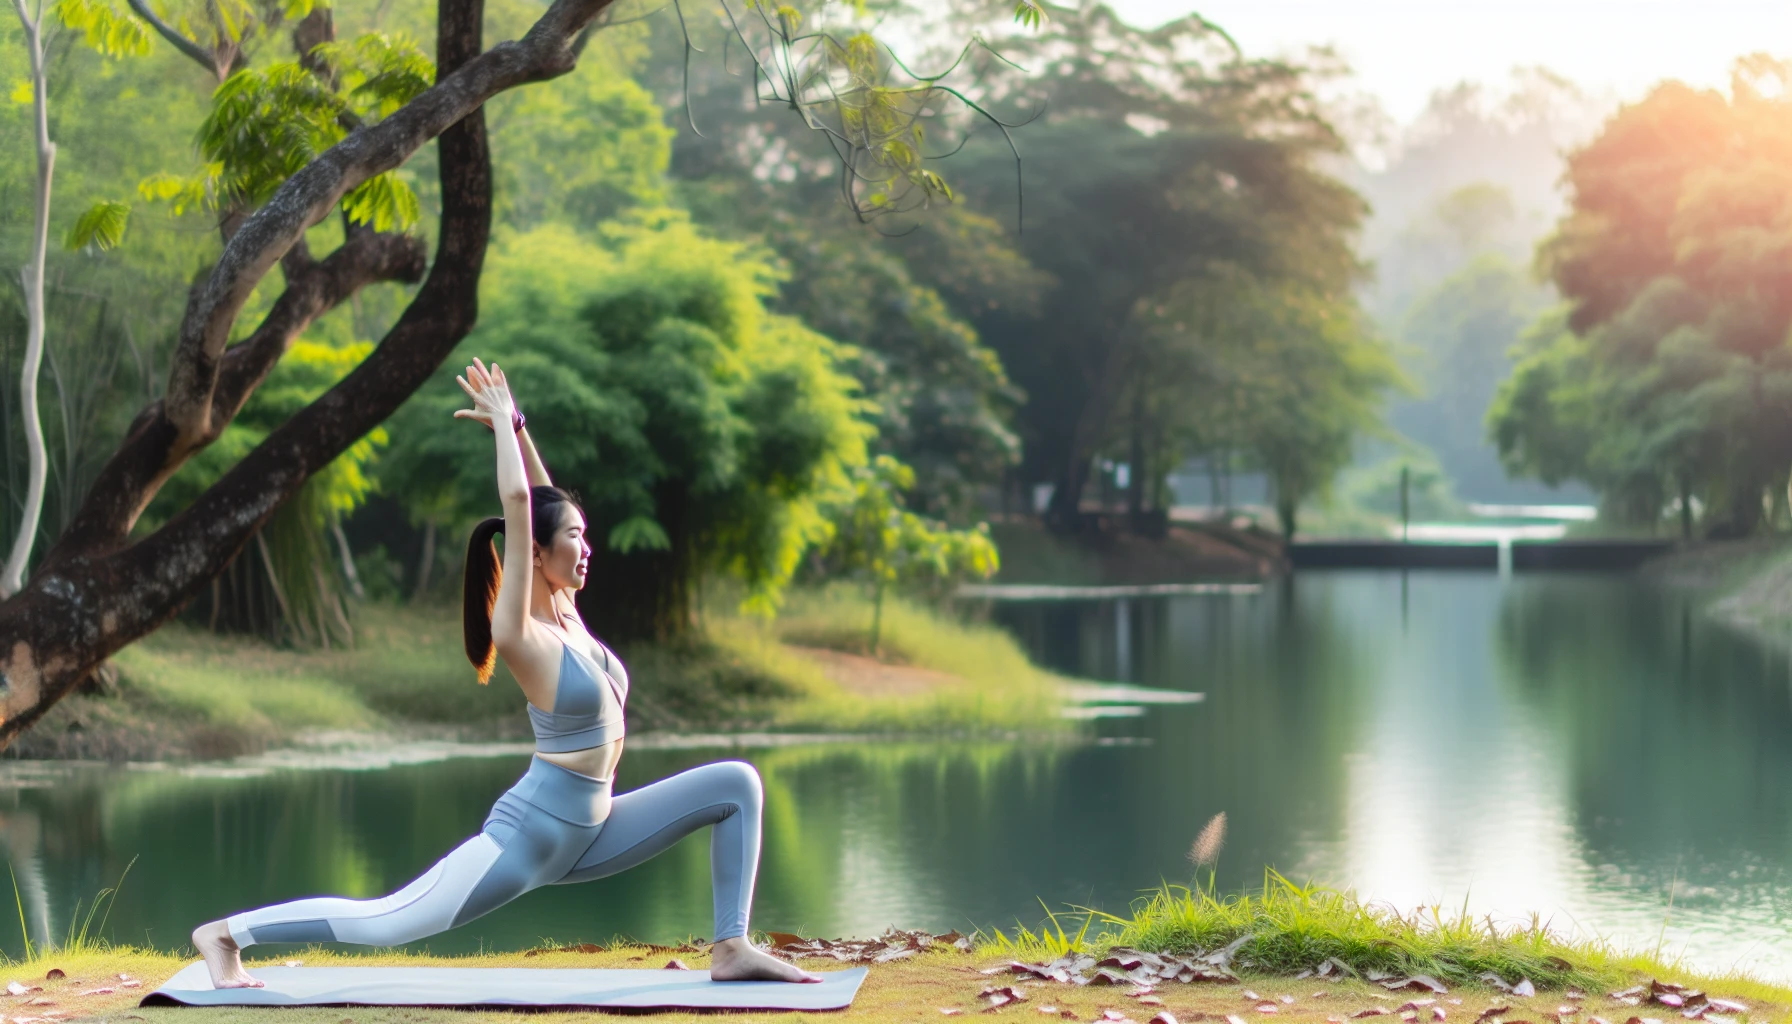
[64,200,131,250]
[608,516,672,553]
[341,171,420,231]
[1012,0,1045,28]
[54,0,152,56]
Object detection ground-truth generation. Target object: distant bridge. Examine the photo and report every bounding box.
[1289,538,1674,572]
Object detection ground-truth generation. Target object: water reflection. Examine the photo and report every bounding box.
[998,573,1792,980]
[4,574,1792,979]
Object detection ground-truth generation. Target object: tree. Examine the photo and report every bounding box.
[935,3,1377,529]
[817,454,998,652]
[379,218,872,642]
[1492,59,1792,536]
[0,0,1037,746]
[1,0,147,595]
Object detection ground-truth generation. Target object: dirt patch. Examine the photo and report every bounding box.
[788,646,960,698]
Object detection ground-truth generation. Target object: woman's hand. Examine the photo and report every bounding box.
[452,357,517,430]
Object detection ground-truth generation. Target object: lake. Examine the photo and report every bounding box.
[4,572,1791,979]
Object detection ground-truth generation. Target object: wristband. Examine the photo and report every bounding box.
[511,409,526,434]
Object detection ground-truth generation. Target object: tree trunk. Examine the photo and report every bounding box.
[411,518,437,602]
[575,489,694,644]
[2,0,55,598]
[0,0,558,746]
[1679,474,1693,542]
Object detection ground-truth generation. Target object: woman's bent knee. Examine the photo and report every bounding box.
[709,760,762,809]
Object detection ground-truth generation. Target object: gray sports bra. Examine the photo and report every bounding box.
[528,637,629,753]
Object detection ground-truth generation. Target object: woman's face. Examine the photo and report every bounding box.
[534,507,591,592]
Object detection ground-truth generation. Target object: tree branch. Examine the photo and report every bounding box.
[0,0,492,746]
[121,0,222,76]
[158,0,619,447]
[46,228,426,561]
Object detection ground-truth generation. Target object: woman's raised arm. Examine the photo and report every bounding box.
[459,358,534,650]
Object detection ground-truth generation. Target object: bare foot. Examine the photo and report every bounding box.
[708,937,822,983]
[191,920,264,989]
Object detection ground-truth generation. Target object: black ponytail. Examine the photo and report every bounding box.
[461,486,584,684]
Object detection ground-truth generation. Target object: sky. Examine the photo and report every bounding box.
[1105,0,1792,124]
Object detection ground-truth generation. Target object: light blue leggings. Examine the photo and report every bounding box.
[225,758,762,949]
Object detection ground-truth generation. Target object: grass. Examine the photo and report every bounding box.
[726,585,1069,733]
[978,874,1632,991]
[20,589,1068,761]
[7,921,1792,1024]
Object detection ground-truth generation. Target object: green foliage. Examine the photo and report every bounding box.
[1494,63,1792,534]
[684,181,1023,519]
[1137,265,1403,538]
[381,216,873,631]
[147,338,385,644]
[64,198,130,250]
[937,3,1388,525]
[816,455,998,648]
[489,57,671,230]
[53,0,152,58]
[172,36,433,229]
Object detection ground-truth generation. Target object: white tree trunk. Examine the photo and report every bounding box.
[3,0,56,597]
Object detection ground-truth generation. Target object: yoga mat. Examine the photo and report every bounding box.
[143,962,869,1011]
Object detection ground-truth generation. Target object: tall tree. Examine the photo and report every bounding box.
[938,3,1377,528]
[0,0,1032,747]
[1491,59,1792,535]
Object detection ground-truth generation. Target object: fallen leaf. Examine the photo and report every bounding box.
[942,1009,964,1016]
[1654,996,1684,1009]
[1400,1001,1437,1011]
[1256,1005,1278,1015]
[1479,975,1514,995]
[1702,1017,1736,1024]
[1433,1010,1447,1022]
[1105,1011,1130,1021]
[41,972,61,983]
[1090,971,1131,986]
[1513,981,1536,999]
[664,960,688,971]
[1281,996,1296,1005]
[875,948,919,964]
[1650,983,1685,996]
[1401,1014,1417,1023]
[1609,990,1645,1001]
[1061,1012,1078,1020]
[982,986,1028,1004]
[1038,1007,1058,1015]
[1352,1011,1392,1019]
[1586,1018,1609,1024]
[1474,1007,1510,1022]
[1244,992,1262,1001]
[1558,1008,1577,1015]
[1148,1013,1179,1024]
[78,988,115,996]
[1101,957,1146,971]
[27,997,54,1006]
[1227,1016,1247,1024]
[1139,997,1165,1007]
[6,982,26,996]
[1566,991,1586,1002]
[1703,1000,1744,1014]
[120,981,141,990]
[1388,979,1451,996]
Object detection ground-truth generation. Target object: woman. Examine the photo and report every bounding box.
[191,358,818,989]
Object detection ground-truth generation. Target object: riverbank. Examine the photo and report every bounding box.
[989,518,1279,585]
[9,590,1070,762]
[14,915,1790,1024]
[1642,538,1792,646]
